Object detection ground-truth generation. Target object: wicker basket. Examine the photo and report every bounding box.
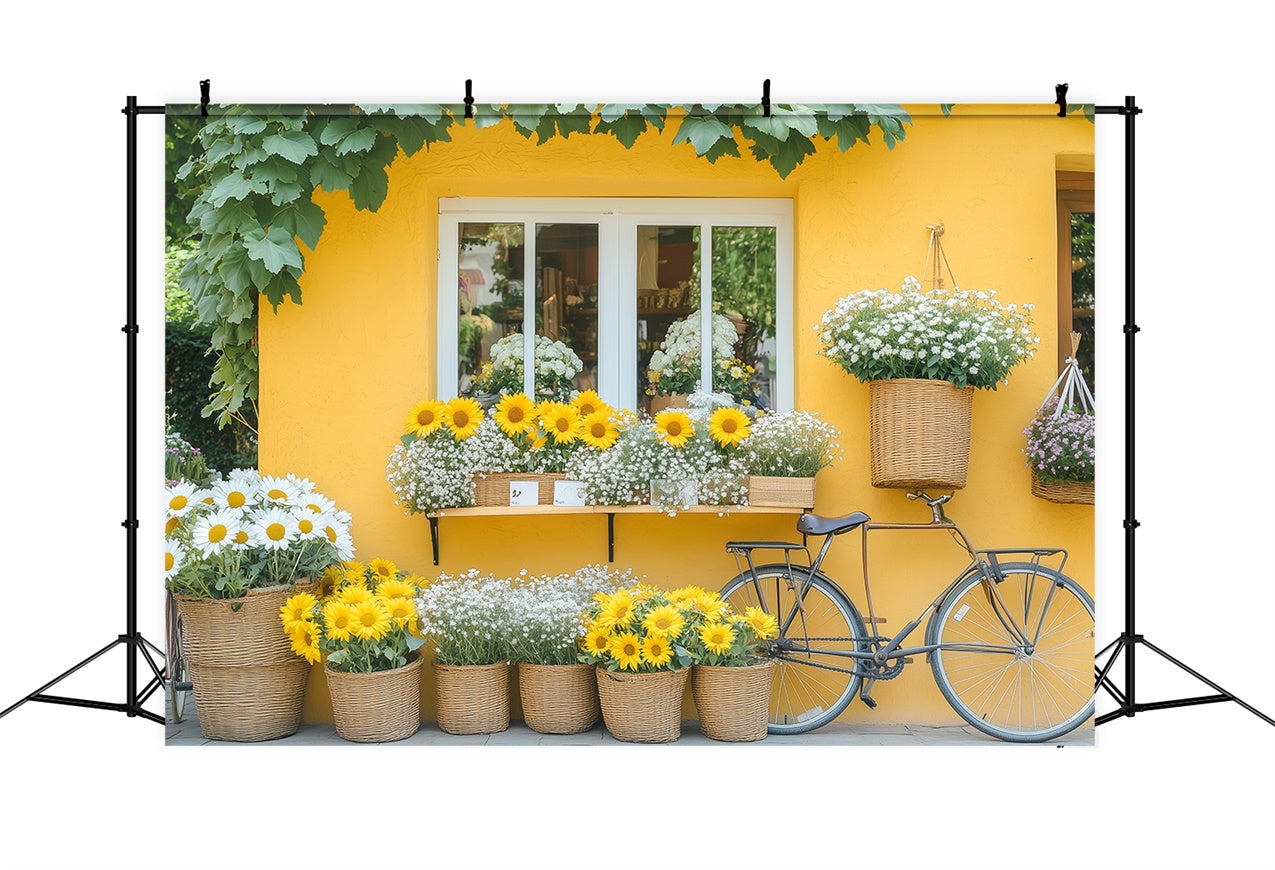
[472,472,566,507]
[325,655,423,743]
[1031,470,1095,505]
[869,378,974,490]
[692,660,775,742]
[518,662,599,734]
[176,584,311,742]
[745,475,816,509]
[595,667,689,743]
[434,661,510,734]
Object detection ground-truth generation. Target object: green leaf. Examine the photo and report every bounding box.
[205,136,243,165]
[593,112,649,148]
[672,115,735,156]
[349,164,389,211]
[318,116,362,146]
[940,104,955,117]
[335,126,378,155]
[327,649,348,665]
[405,633,426,650]
[226,115,267,135]
[218,242,253,296]
[270,199,327,251]
[262,130,318,164]
[310,152,352,193]
[243,225,303,275]
[205,171,260,208]
[508,104,551,138]
[400,433,418,446]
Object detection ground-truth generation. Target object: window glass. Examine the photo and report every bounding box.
[535,223,599,397]
[457,222,523,397]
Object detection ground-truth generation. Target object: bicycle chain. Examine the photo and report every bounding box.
[775,652,907,681]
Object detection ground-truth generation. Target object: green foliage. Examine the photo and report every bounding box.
[174,103,911,427]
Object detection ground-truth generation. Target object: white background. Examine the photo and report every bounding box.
[2,3,1272,868]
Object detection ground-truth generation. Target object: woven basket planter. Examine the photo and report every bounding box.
[434,661,510,734]
[745,475,816,509]
[1031,470,1095,505]
[869,378,974,490]
[649,393,690,414]
[472,472,566,507]
[595,667,689,743]
[176,584,311,742]
[692,660,775,742]
[517,662,599,734]
[325,655,423,743]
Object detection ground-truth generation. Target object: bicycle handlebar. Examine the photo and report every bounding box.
[907,491,952,523]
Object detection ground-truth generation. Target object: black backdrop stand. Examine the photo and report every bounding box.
[3,91,1272,731]
[1092,96,1273,728]
[0,96,167,725]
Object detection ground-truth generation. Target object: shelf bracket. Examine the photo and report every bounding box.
[429,516,440,565]
[607,512,615,562]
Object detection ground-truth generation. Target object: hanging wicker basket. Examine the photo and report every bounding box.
[1031,470,1095,505]
[869,378,973,489]
[744,475,816,509]
[692,660,775,742]
[176,583,311,742]
[517,662,599,734]
[595,667,689,743]
[434,661,510,734]
[472,472,566,507]
[325,655,423,743]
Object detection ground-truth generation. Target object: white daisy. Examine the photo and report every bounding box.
[191,509,243,558]
[165,481,201,518]
[227,468,261,491]
[298,492,337,515]
[320,516,355,561]
[258,475,297,506]
[293,508,326,540]
[285,473,317,495]
[164,540,186,579]
[209,479,255,512]
[251,505,297,551]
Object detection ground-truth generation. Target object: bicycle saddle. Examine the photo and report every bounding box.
[797,511,870,536]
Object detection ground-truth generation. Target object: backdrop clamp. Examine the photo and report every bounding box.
[1055,83,1068,117]
[464,79,474,118]
[762,79,771,116]
[200,79,210,117]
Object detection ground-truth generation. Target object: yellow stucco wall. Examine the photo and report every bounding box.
[258,106,1095,726]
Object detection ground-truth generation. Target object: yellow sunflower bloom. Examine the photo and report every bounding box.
[571,390,609,419]
[288,621,323,665]
[579,411,619,450]
[696,593,729,622]
[668,585,706,602]
[539,401,581,445]
[699,622,737,655]
[709,406,752,448]
[654,410,694,448]
[382,595,418,629]
[368,558,398,580]
[641,634,673,668]
[582,626,612,656]
[744,606,780,639]
[609,632,643,671]
[595,591,636,630]
[375,577,417,599]
[278,592,317,632]
[444,397,484,440]
[322,600,358,642]
[351,599,392,641]
[493,393,538,436]
[641,604,685,638]
[337,584,375,605]
[405,400,446,437]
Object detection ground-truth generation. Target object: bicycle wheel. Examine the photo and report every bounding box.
[720,565,867,734]
[927,562,1095,742]
[165,591,188,724]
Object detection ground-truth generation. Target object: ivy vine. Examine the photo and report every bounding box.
[174,103,912,427]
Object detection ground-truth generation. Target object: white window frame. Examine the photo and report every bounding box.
[438,197,794,410]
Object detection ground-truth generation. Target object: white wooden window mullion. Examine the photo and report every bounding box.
[699,223,713,396]
[522,220,536,396]
[436,215,460,399]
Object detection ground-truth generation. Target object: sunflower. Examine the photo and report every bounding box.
[641,604,685,638]
[571,389,609,419]
[375,577,416,599]
[668,585,706,602]
[744,606,780,639]
[699,622,737,655]
[368,558,398,580]
[579,411,619,450]
[444,397,484,440]
[696,593,730,622]
[382,595,418,629]
[337,583,375,605]
[322,600,357,642]
[654,410,694,448]
[405,399,446,437]
[279,592,318,632]
[582,626,612,656]
[709,406,752,448]
[493,393,538,436]
[595,591,636,630]
[641,634,673,668]
[288,621,322,665]
[351,599,392,641]
[609,632,643,671]
[538,401,581,444]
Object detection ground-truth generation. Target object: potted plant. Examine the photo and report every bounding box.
[1023,397,1095,504]
[506,565,633,734]
[816,275,1039,489]
[578,584,712,743]
[739,409,842,508]
[280,559,427,743]
[470,333,583,402]
[647,312,747,411]
[387,398,481,514]
[164,469,353,741]
[687,600,780,742]
[414,569,514,734]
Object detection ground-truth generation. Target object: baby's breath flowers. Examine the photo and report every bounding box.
[741,410,842,478]
[816,276,1039,390]
[414,569,516,666]
[505,566,635,666]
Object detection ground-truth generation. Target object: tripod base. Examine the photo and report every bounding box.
[1095,633,1275,727]
[0,633,167,725]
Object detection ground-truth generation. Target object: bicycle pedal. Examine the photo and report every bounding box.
[899,657,914,664]
[860,693,877,709]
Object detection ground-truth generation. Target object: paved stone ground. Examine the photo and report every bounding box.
[166,694,1094,747]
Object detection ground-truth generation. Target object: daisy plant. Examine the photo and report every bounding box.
[578,584,719,672]
[414,569,515,665]
[279,559,427,672]
[165,469,353,600]
[506,565,635,666]
[684,602,779,667]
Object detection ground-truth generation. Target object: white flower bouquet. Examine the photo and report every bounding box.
[471,333,583,399]
[414,569,514,666]
[505,566,636,665]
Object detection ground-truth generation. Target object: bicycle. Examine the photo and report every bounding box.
[721,491,1095,742]
[165,590,191,723]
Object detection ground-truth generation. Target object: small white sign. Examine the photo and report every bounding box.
[553,480,588,506]
[508,480,540,506]
[650,478,699,508]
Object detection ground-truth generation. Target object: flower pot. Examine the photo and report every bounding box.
[176,584,311,742]
[744,475,816,509]
[1030,470,1094,505]
[595,666,689,743]
[517,662,599,734]
[434,661,510,734]
[692,660,775,742]
[649,393,690,414]
[868,378,973,490]
[325,655,423,743]
[472,472,566,507]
